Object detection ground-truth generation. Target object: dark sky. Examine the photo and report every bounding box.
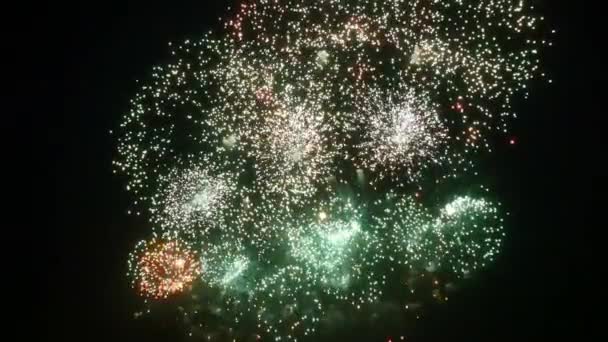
[44,1,593,341]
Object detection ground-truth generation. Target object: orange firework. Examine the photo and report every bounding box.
[131,238,200,299]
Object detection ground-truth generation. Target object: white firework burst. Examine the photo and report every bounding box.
[151,165,239,236]
[250,97,333,198]
[356,88,447,183]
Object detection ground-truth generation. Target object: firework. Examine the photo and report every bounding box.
[249,96,333,198]
[150,164,240,237]
[355,87,448,183]
[129,235,200,299]
[377,192,505,275]
[114,0,549,339]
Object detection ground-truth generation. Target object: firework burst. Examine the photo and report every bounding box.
[114,0,549,339]
[129,236,200,299]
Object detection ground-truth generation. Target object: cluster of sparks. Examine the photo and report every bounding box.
[114,0,550,340]
[355,87,448,183]
[128,235,200,299]
[378,192,505,276]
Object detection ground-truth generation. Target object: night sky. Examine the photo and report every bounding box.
[45,1,593,341]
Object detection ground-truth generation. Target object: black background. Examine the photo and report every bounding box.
[39,0,595,341]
